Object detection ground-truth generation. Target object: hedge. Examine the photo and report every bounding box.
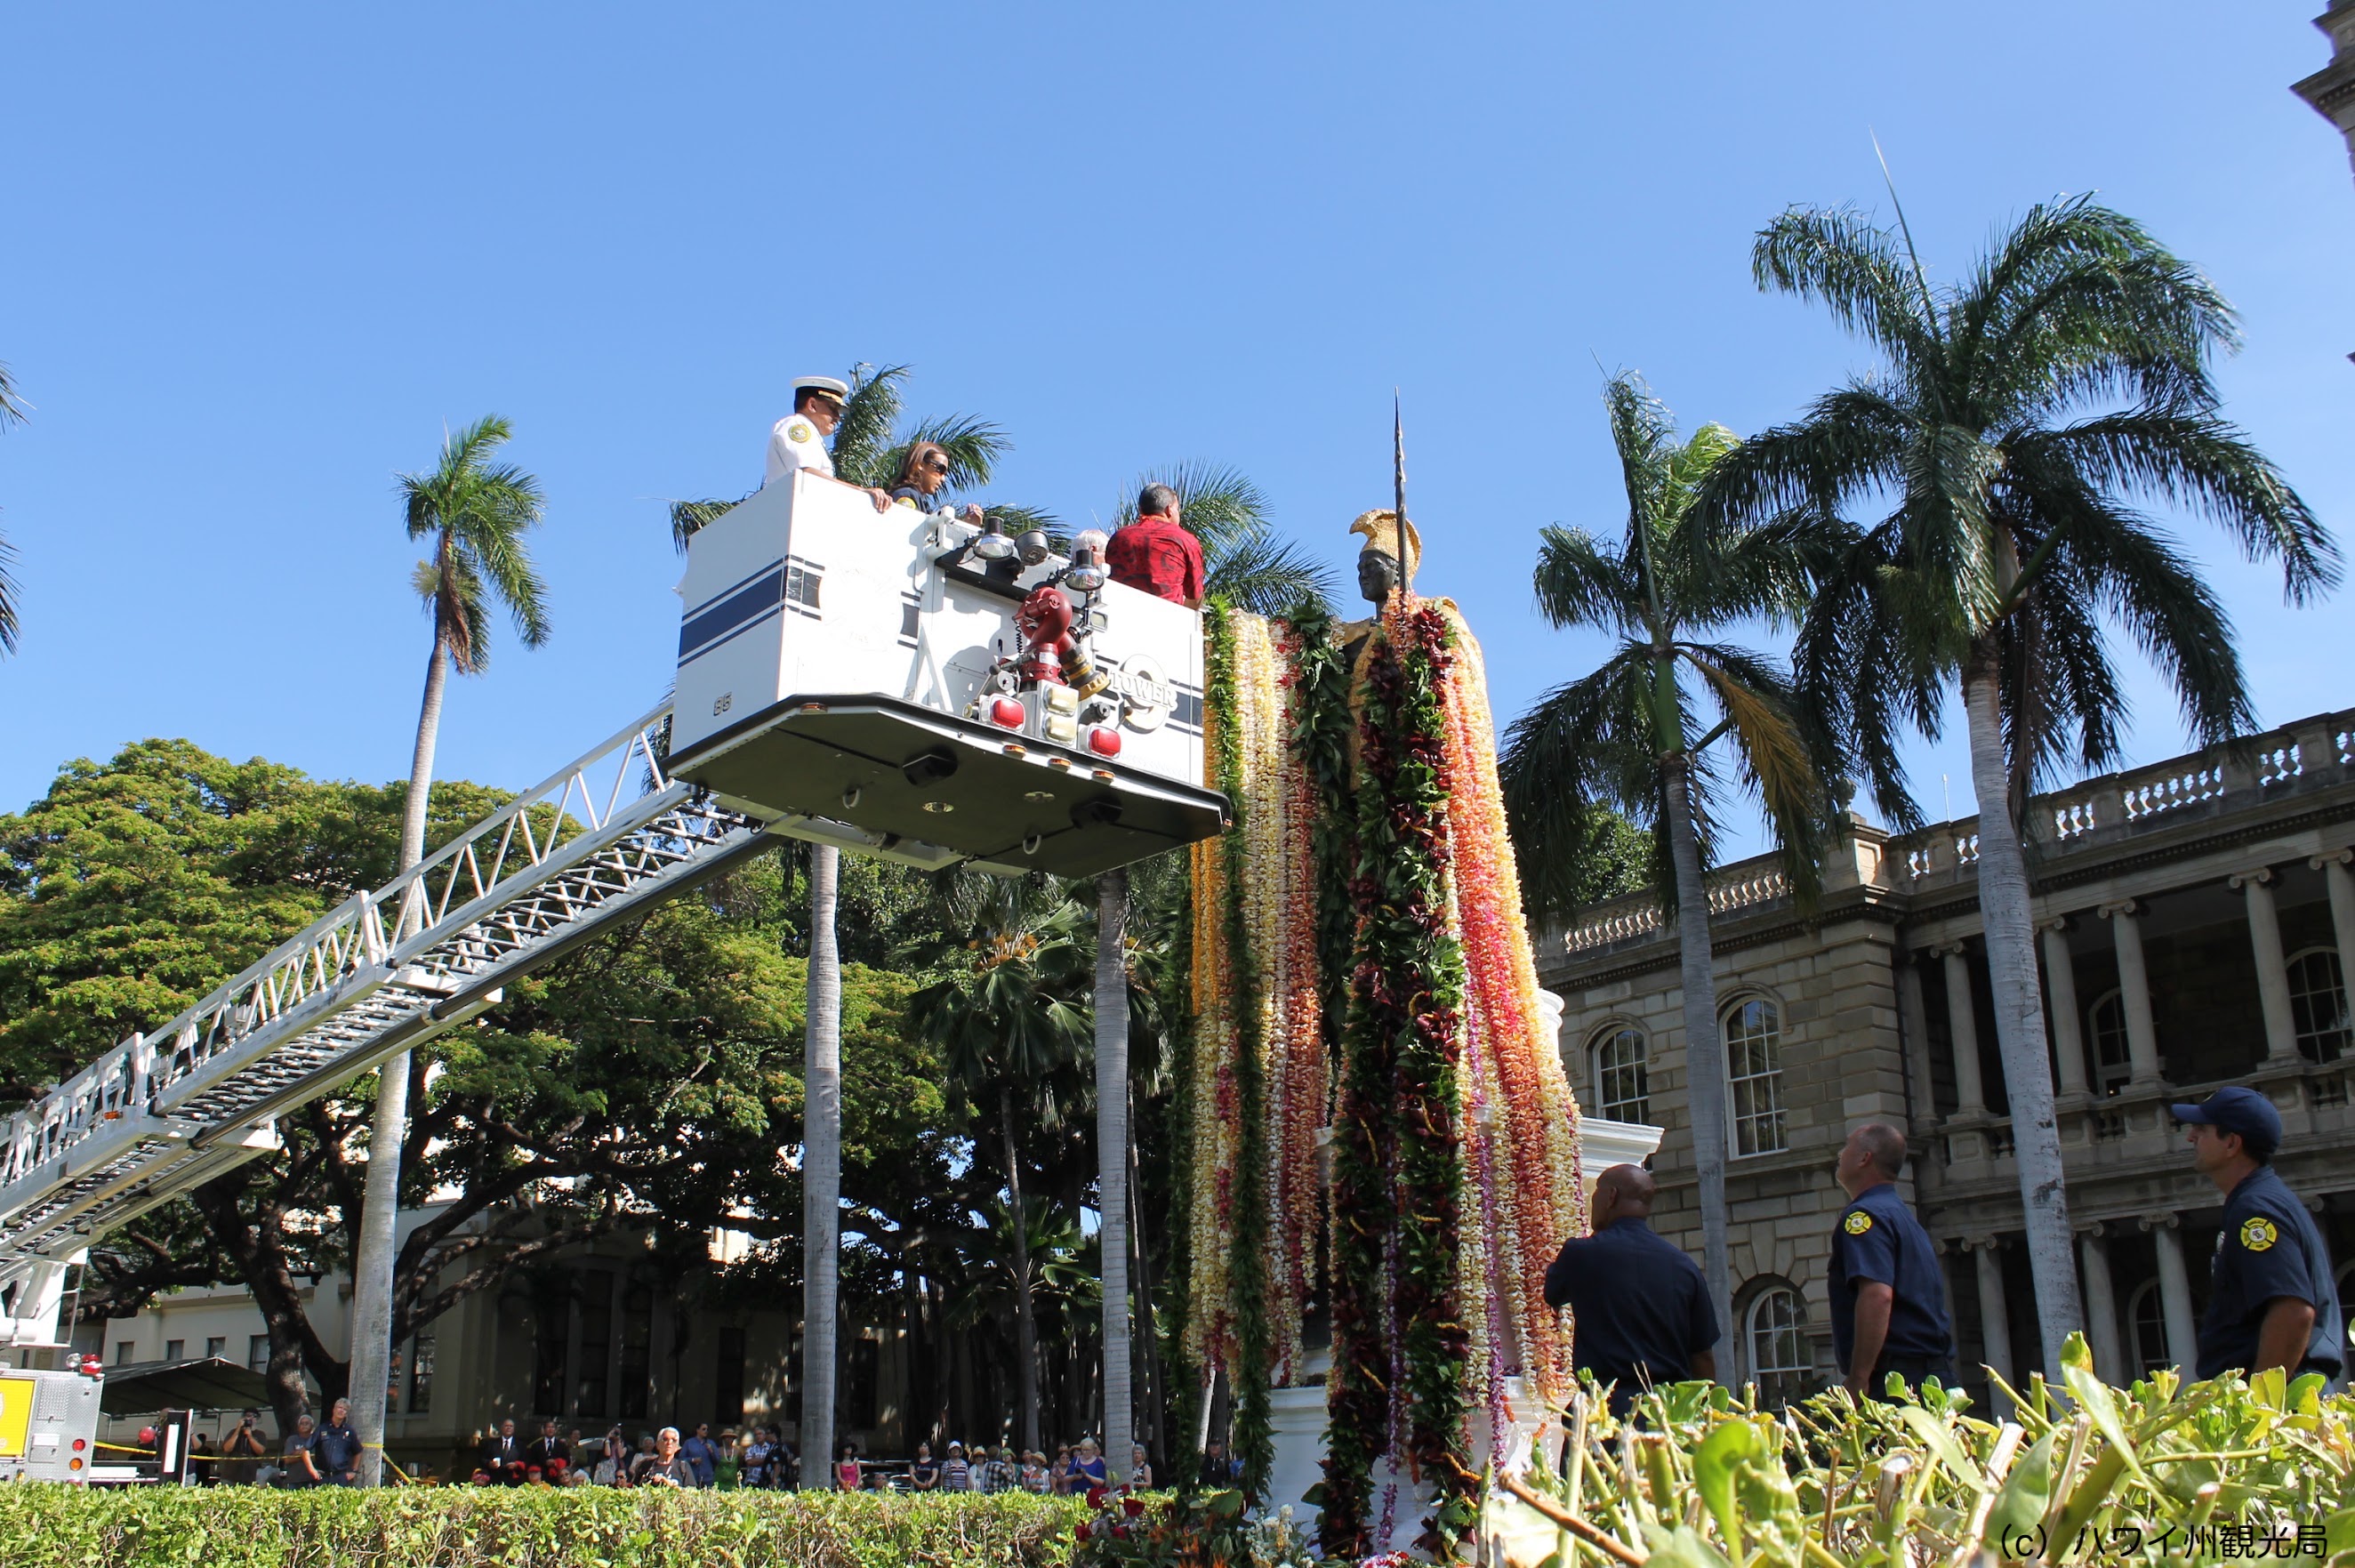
[0,1486,1089,1568]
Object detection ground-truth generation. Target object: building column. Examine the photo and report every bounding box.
[2099,902,2166,1085]
[1936,943,1988,1116]
[2077,1226,2125,1386]
[1967,1238,2015,1394]
[2230,868,2302,1065]
[2311,849,2355,1029]
[2142,1212,2198,1374]
[2040,919,2091,1097]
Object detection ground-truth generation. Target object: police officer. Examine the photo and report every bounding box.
[764,374,889,511]
[1829,1122,1954,1396]
[1543,1163,1718,1415]
[2174,1085,2343,1382]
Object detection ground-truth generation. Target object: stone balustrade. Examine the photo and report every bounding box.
[1885,708,2351,892]
[1549,708,2354,958]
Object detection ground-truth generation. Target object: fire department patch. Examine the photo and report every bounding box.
[786,420,815,443]
[2241,1216,2279,1252]
[1844,1211,1874,1236]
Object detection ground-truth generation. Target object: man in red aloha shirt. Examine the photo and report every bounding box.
[1105,483,1205,608]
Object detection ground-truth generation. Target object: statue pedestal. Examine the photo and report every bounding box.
[1264,1379,1330,1525]
[1258,1114,1664,1557]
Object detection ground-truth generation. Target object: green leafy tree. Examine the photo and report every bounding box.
[904,882,1096,1457]
[1500,372,1837,1347]
[1698,196,2337,1375]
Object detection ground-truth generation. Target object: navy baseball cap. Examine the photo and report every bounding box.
[2170,1085,2281,1156]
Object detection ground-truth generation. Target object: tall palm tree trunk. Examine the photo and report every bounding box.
[1960,648,2079,1377]
[1660,756,1732,1347]
[800,844,844,1486]
[349,634,451,1484]
[1129,1081,1162,1465]
[1094,871,1134,1479]
[1001,1088,1041,1454]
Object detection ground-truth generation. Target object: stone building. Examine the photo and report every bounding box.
[2295,1,2355,184]
[1539,709,2355,1403]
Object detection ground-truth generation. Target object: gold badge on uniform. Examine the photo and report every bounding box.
[1845,1211,1874,1235]
[2240,1216,2279,1252]
[787,420,815,442]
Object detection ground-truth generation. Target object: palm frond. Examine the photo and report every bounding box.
[1531,526,1636,634]
[1,531,22,655]
[891,414,1011,492]
[1691,379,1910,535]
[2013,409,2336,604]
[0,364,22,652]
[1115,462,1268,552]
[828,365,910,487]
[1679,641,1832,903]
[1752,205,1943,366]
[1202,533,1334,618]
[670,495,748,553]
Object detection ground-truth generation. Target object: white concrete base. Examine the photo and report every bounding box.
[1264,1381,1328,1524]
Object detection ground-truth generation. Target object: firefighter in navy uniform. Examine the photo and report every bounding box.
[1828,1122,1956,1397]
[1543,1162,1719,1417]
[2175,1086,2344,1383]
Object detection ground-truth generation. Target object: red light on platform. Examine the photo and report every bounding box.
[990,697,1025,728]
[1086,728,1121,758]
[71,1438,86,1451]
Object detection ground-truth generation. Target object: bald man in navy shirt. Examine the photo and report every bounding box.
[1545,1164,1719,1415]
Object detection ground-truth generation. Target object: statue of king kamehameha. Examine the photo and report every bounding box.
[1179,474,1585,1560]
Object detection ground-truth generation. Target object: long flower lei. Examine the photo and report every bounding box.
[1322,599,1476,1558]
[1184,604,1281,1492]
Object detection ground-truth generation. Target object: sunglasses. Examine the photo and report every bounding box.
[923,456,952,474]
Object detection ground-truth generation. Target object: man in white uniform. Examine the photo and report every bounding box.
[766,374,889,511]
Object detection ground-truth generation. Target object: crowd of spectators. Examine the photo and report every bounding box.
[884,1435,1143,1494]
[163,1406,1182,1496]
[463,1417,800,1489]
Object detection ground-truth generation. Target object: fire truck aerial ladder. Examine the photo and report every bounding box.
[0,470,1226,1362]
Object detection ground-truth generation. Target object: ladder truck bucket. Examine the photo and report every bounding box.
[666,474,1229,877]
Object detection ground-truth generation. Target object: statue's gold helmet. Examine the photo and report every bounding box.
[1348,509,1421,580]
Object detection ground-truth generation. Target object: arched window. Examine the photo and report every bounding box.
[1724,997,1787,1155]
[2288,948,2350,1063]
[2086,990,2131,1096]
[1590,1026,1650,1124]
[2126,1281,2169,1378]
[1745,1285,1812,1408]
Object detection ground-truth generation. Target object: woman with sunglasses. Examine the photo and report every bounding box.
[889,441,985,523]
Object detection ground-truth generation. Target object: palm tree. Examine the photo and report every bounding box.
[1699,197,2336,1377]
[1499,372,1835,1348]
[1112,462,1336,616]
[0,358,28,653]
[350,415,549,1482]
[906,884,1096,1457]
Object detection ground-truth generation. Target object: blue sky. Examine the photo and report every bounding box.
[4,5,2350,860]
